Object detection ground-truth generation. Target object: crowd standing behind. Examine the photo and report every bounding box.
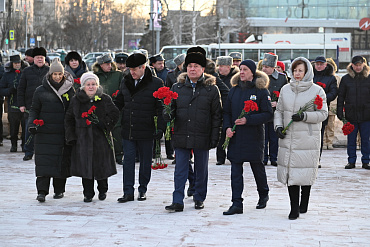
[1,46,369,220]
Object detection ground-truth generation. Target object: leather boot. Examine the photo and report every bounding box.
[288,185,300,220]
[300,185,311,213]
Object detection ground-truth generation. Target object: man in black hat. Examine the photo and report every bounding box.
[17,47,49,161]
[337,55,370,170]
[24,48,34,65]
[115,52,129,72]
[313,56,338,165]
[0,54,29,151]
[115,53,165,203]
[164,48,222,212]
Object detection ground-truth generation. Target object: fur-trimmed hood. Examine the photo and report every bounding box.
[346,62,370,78]
[177,72,216,86]
[230,70,270,89]
[92,61,118,74]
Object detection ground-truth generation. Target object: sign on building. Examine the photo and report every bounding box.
[9,30,14,40]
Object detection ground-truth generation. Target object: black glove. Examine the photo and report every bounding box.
[153,129,163,140]
[276,127,286,139]
[210,140,218,149]
[292,112,304,122]
[9,87,17,94]
[29,127,37,135]
[94,121,106,130]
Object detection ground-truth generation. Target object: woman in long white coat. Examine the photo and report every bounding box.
[274,57,328,220]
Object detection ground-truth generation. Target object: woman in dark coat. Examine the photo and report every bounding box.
[223,59,273,215]
[28,58,75,202]
[65,72,119,202]
[64,51,89,90]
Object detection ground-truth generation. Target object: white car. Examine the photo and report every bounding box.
[48,52,61,61]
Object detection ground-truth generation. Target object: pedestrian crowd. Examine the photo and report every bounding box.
[0,46,369,220]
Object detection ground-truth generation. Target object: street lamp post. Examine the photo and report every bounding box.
[149,12,156,55]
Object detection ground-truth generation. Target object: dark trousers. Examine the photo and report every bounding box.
[319,118,328,158]
[231,161,269,208]
[347,121,370,164]
[122,139,153,195]
[82,178,108,198]
[8,112,25,147]
[216,129,227,163]
[173,148,209,204]
[24,116,34,156]
[264,122,278,163]
[36,177,66,195]
[0,99,3,142]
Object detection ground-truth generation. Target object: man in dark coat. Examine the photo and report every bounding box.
[164,47,222,212]
[0,54,29,151]
[312,56,338,163]
[166,53,185,88]
[261,53,287,167]
[115,53,165,203]
[223,59,273,215]
[337,55,370,170]
[115,52,129,72]
[217,56,239,89]
[17,47,49,161]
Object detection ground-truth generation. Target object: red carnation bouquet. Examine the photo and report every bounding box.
[81,105,114,149]
[26,119,44,144]
[316,82,326,88]
[152,116,168,170]
[222,100,259,149]
[271,91,280,102]
[342,121,355,135]
[282,95,323,134]
[153,86,178,140]
[74,78,81,84]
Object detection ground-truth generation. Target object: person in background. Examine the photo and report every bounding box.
[337,55,370,170]
[0,54,29,151]
[65,72,119,202]
[28,58,75,202]
[274,57,328,220]
[217,55,239,89]
[166,53,185,88]
[64,51,89,90]
[223,59,272,215]
[17,47,49,161]
[261,53,288,167]
[45,57,51,66]
[276,61,290,81]
[115,52,129,73]
[229,52,242,67]
[24,48,34,65]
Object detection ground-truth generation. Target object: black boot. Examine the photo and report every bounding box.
[288,185,300,220]
[300,185,311,213]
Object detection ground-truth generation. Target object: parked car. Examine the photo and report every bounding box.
[82,51,115,62]
[85,57,97,70]
[48,52,61,61]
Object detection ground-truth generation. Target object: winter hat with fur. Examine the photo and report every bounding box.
[65,51,82,66]
[217,56,233,66]
[80,72,100,88]
[262,53,278,68]
[32,47,47,57]
[49,58,64,74]
[174,53,186,66]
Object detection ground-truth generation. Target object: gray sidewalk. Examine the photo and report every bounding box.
[1,139,369,247]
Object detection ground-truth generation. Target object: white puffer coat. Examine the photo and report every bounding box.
[274,57,328,186]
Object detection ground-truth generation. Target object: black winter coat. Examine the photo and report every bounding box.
[267,70,287,95]
[114,67,165,140]
[0,61,29,112]
[337,64,370,123]
[219,66,239,89]
[18,64,49,110]
[65,87,119,180]
[28,72,75,178]
[313,63,338,104]
[170,72,222,150]
[65,61,89,90]
[166,67,182,88]
[205,58,229,106]
[224,71,273,163]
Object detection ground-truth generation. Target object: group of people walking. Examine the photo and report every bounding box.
[0,45,369,220]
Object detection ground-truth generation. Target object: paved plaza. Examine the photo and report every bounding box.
[1,139,369,246]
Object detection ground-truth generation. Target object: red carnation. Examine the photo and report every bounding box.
[81,112,88,118]
[314,95,323,110]
[74,78,81,84]
[316,82,326,88]
[87,105,96,115]
[342,122,355,136]
[112,90,119,98]
[86,119,91,125]
[15,70,21,74]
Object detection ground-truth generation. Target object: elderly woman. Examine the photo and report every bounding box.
[65,72,119,202]
[223,59,273,215]
[28,58,75,202]
[274,57,328,220]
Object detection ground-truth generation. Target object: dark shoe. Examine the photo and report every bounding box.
[23,155,32,161]
[223,205,243,215]
[271,161,278,167]
[194,200,204,209]
[256,195,269,209]
[299,185,311,213]
[362,163,370,170]
[289,210,300,220]
[138,192,146,201]
[288,185,300,220]
[216,160,224,165]
[318,164,322,168]
[167,155,175,160]
[53,193,64,199]
[98,193,107,201]
[36,193,45,202]
[172,159,176,164]
[345,163,355,169]
[10,146,17,152]
[165,203,184,212]
[84,197,92,202]
[117,194,134,203]
[187,185,195,197]
[116,159,123,165]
